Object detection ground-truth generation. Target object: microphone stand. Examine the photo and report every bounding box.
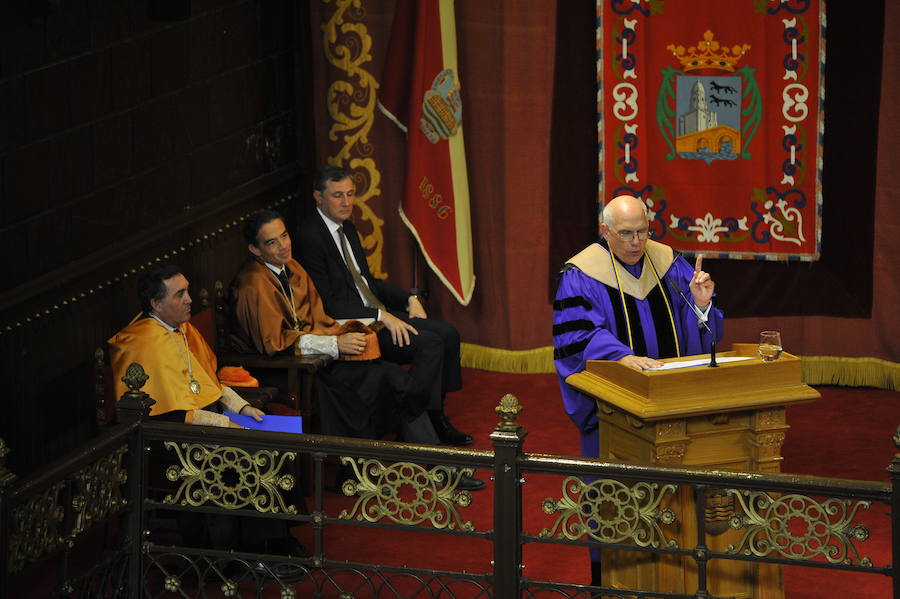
[671,281,718,368]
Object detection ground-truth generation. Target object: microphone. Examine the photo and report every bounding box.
[669,278,718,368]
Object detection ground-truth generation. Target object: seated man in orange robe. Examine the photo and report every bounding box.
[231,209,484,490]
[108,264,305,555]
[230,209,433,443]
[108,265,265,427]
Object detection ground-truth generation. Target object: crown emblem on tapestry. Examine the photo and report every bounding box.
[666,30,750,73]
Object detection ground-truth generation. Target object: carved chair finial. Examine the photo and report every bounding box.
[198,287,209,310]
[122,363,150,392]
[94,346,105,367]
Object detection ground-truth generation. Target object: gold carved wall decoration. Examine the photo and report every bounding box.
[162,442,298,513]
[71,445,129,536]
[727,490,874,566]
[540,477,678,547]
[8,482,65,573]
[338,457,475,530]
[321,0,387,278]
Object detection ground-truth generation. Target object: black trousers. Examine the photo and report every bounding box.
[376,314,462,412]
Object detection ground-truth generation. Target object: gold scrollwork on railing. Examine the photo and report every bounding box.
[338,458,474,530]
[321,0,386,278]
[726,490,873,566]
[162,443,298,513]
[539,476,678,547]
[71,445,129,536]
[8,482,65,573]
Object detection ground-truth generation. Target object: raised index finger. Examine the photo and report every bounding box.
[694,253,704,272]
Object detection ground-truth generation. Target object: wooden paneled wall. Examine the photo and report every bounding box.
[0,1,313,475]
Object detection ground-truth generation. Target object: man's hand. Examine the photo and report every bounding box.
[337,332,367,355]
[407,295,427,319]
[618,354,664,371]
[239,405,265,422]
[689,253,715,308]
[380,312,418,347]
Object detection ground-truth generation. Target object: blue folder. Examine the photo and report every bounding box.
[226,413,303,433]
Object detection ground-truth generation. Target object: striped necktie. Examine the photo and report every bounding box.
[339,225,386,311]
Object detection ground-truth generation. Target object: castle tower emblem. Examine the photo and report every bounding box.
[659,30,753,164]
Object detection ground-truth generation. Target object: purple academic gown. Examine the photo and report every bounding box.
[553,249,724,459]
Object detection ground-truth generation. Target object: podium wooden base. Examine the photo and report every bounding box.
[566,344,819,598]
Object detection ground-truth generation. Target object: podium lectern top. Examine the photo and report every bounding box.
[565,343,819,421]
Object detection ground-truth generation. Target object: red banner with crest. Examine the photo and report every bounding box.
[598,0,825,260]
[379,0,475,304]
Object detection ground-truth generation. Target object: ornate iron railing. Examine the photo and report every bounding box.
[1,364,897,598]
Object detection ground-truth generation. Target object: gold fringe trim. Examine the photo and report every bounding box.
[460,344,900,390]
[801,356,899,390]
[460,343,555,374]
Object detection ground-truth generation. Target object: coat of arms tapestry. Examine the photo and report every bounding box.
[597,0,825,260]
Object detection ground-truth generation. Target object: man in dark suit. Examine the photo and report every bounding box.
[296,165,472,446]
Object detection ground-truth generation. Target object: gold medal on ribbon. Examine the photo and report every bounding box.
[189,379,201,394]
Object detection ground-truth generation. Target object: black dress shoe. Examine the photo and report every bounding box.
[433,414,473,446]
[457,473,485,491]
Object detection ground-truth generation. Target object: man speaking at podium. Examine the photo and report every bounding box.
[552,194,724,460]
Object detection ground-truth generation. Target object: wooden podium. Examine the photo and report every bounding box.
[566,343,820,599]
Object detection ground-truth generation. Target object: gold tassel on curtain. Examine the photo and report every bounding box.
[801,356,900,390]
[461,344,900,391]
[461,344,555,374]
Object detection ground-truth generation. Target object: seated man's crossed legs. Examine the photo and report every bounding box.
[375,314,471,446]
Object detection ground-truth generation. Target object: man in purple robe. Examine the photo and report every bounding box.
[553,194,723,586]
[553,194,724,459]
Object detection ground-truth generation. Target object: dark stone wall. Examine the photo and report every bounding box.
[0,0,313,474]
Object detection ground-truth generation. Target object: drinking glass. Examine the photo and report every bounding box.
[758,331,783,362]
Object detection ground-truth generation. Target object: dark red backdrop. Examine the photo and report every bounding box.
[310,0,898,361]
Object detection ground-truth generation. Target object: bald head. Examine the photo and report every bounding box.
[600,195,650,265]
[601,195,648,229]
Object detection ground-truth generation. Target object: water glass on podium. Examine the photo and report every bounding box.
[758,331,783,362]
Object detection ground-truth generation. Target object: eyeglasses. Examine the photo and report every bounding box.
[613,228,650,242]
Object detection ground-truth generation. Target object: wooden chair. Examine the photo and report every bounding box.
[210,281,333,430]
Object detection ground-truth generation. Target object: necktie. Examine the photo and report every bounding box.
[277,267,291,297]
[338,225,386,311]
